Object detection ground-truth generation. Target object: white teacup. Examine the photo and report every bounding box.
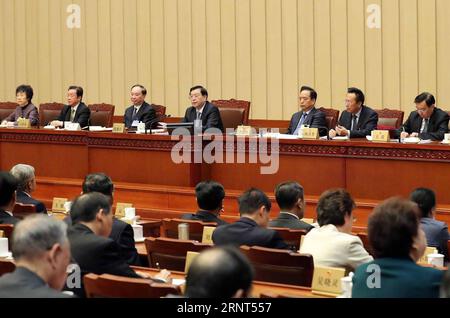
[427,253,444,267]
[0,238,9,256]
[124,207,136,219]
[131,224,144,241]
[64,201,72,213]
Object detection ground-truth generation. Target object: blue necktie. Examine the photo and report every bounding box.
[293,113,307,135]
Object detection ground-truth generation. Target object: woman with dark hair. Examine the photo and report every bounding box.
[2,85,39,126]
[410,188,449,260]
[352,197,444,298]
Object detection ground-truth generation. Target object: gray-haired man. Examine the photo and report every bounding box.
[10,164,47,214]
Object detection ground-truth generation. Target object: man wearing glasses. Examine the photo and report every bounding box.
[397,92,449,141]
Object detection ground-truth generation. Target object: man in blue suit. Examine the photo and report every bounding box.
[123,84,157,129]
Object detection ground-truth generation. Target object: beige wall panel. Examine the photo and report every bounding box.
[14,0,27,84]
[123,0,138,104]
[381,0,401,109]
[282,0,299,119]
[417,0,436,95]
[85,0,99,104]
[347,0,366,92]
[136,0,152,102]
[72,0,87,97]
[150,0,165,107]
[266,0,283,119]
[330,0,348,109]
[177,0,193,113]
[220,0,237,100]
[3,0,16,99]
[364,0,382,109]
[98,0,112,105]
[110,0,125,110]
[60,0,76,103]
[235,0,252,103]
[298,0,315,94]
[37,0,52,103]
[250,0,267,119]
[206,0,222,105]
[436,0,450,108]
[163,0,179,115]
[399,0,418,113]
[192,0,207,86]
[48,0,63,101]
[25,0,39,101]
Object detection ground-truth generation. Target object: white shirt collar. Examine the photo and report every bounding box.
[71,103,80,113]
[279,211,300,220]
[4,210,13,217]
[353,107,362,118]
[196,103,206,115]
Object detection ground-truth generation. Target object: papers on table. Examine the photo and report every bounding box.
[89,126,113,132]
[331,136,349,140]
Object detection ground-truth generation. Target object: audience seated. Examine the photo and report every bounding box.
[10,164,47,214]
[64,173,141,266]
[410,188,449,261]
[212,188,288,249]
[66,192,141,297]
[184,246,253,298]
[0,172,20,225]
[300,189,372,272]
[269,181,314,231]
[181,181,227,225]
[352,197,444,298]
[0,215,72,297]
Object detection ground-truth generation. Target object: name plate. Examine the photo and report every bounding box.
[112,123,126,133]
[52,197,68,213]
[65,122,81,131]
[418,247,438,264]
[311,266,346,296]
[201,226,216,244]
[302,127,319,140]
[236,125,252,136]
[371,130,390,142]
[115,203,133,218]
[184,251,200,273]
[17,117,31,128]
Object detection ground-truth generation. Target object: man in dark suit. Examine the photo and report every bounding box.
[123,84,157,129]
[269,181,313,232]
[0,171,20,225]
[64,173,141,266]
[396,92,449,141]
[182,85,224,132]
[10,164,47,214]
[212,188,288,249]
[0,215,72,298]
[66,192,141,297]
[181,181,227,225]
[51,86,90,128]
[287,86,327,137]
[329,87,378,138]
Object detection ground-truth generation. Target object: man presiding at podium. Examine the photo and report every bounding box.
[51,86,90,128]
[287,86,327,137]
[123,84,157,129]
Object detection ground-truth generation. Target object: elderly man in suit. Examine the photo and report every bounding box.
[123,84,157,129]
[212,188,287,249]
[287,86,327,137]
[396,92,449,141]
[269,181,313,232]
[0,215,72,298]
[10,164,47,214]
[181,85,224,132]
[300,189,373,272]
[329,87,378,138]
[0,171,20,225]
[51,86,90,128]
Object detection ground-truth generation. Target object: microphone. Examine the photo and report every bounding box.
[145,114,171,134]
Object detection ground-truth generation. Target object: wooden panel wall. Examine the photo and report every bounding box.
[0,0,448,119]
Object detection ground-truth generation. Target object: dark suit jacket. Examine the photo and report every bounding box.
[0,209,19,225]
[182,102,224,132]
[212,217,288,249]
[56,102,91,128]
[66,223,140,297]
[352,257,443,298]
[0,267,72,298]
[64,217,141,266]
[181,210,227,226]
[421,217,449,261]
[395,107,449,141]
[123,101,157,128]
[338,105,378,138]
[16,190,47,214]
[287,108,328,136]
[268,213,314,232]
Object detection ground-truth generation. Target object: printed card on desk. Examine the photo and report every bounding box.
[371,130,390,142]
[17,118,31,128]
[302,127,319,140]
[65,123,81,131]
[112,123,125,133]
[201,226,216,244]
[52,198,68,213]
[417,247,438,265]
[184,251,200,273]
[311,266,346,297]
[236,125,252,136]
[115,203,133,219]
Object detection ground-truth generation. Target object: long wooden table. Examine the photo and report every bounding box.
[2,128,450,227]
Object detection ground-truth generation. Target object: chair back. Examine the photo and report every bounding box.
[211,99,251,129]
[0,260,15,277]
[83,273,180,298]
[375,108,404,129]
[161,218,216,242]
[269,227,307,251]
[240,245,314,287]
[39,103,65,125]
[12,203,36,220]
[88,103,115,127]
[144,237,211,272]
[0,102,18,122]
[0,224,14,249]
[152,104,167,118]
[317,107,339,130]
